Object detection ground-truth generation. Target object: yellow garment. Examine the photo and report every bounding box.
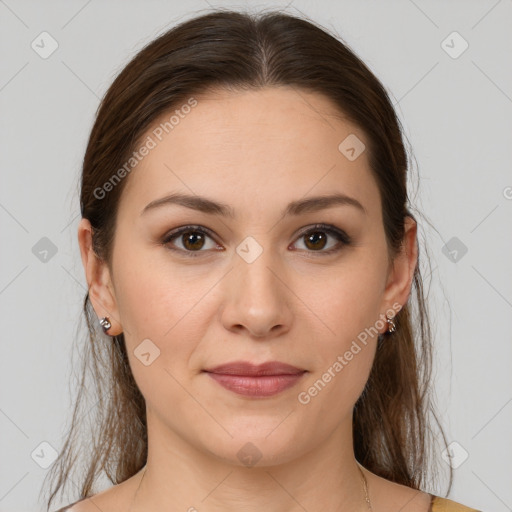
[431,495,482,511]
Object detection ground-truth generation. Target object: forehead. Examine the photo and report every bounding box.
[118,86,380,221]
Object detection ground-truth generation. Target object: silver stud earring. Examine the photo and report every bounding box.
[386,315,396,333]
[99,316,112,334]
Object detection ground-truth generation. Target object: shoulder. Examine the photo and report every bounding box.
[52,472,142,512]
[51,497,111,512]
[52,498,96,512]
[361,466,479,512]
[430,495,483,512]
[51,500,87,512]
[51,494,117,512]
[361,467,433,511]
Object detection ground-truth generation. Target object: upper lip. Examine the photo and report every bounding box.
[203,361,306,376]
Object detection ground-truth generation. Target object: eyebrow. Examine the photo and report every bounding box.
[141,192,367,218]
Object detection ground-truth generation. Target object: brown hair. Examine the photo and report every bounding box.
[42,8,451,510]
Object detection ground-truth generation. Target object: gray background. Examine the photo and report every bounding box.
[1,0,511,510]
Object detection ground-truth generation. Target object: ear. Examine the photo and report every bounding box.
[378,215,418,333]
[77,218,122,335]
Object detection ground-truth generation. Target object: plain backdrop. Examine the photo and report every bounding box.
[1,1,511,511]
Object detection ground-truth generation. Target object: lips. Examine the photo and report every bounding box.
[203,360,305,376]
[202,361,307,397]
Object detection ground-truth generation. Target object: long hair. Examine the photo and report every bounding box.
[42,8,451,509]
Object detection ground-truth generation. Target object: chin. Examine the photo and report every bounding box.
[200,428,304,469]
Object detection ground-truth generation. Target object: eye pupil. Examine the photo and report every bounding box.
[304,231,327,250]
[183,232,205,250]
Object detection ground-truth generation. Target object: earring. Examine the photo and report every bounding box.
[386,315,396,333]
[99,316,112,334]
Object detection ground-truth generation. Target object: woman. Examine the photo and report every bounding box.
[43,9,482,512]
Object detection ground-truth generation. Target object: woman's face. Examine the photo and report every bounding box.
[80,86,416,467]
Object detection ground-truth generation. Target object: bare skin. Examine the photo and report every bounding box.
[70,464,433,512]
[74,86,429,512]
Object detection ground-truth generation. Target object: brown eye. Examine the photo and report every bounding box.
[292,224,351,255]
[162,226,219,257]
[181,231,206,251]
[162,223,351,258]
[303,231,328,251]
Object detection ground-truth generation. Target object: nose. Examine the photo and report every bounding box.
[219,246,293,339]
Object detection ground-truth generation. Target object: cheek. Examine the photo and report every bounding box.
[292,252,385,409]
[111,246,223,381]
[300,256,386,345]
[113,242,212,338]
[111,255,209,415]
[295,270,381,427]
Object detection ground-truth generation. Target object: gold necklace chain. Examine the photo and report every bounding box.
[131,463,372,511]
[358,463,373,511]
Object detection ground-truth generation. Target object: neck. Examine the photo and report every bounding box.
[130,410,370,512]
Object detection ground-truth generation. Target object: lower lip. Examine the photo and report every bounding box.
[205,372,306,397]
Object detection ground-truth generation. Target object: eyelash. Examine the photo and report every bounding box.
[161,223,352,258]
